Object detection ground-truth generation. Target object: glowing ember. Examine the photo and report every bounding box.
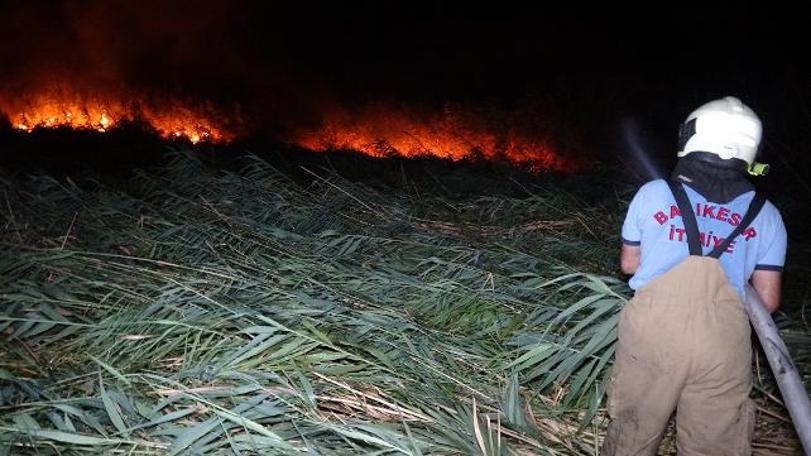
[2,89,232,143]
[293,105,575,172]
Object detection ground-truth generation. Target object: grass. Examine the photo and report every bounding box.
[0,150,806,455]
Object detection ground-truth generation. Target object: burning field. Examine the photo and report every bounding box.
[0,1,584,174]
[0,86,577,173]
[0,151,807,454]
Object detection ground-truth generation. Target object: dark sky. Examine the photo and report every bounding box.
[1,2,804,99]
[0,1,808,169]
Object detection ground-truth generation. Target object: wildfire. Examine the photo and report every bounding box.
[2,89,232,144]
[293,105,575,172]
[2,89,577,172]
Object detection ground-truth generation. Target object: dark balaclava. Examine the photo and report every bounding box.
[670,152,754,205]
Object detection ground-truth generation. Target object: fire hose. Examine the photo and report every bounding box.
[744,284,811,454]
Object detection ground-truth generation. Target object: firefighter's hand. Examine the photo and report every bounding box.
[620,244,640,275]
[751,270,782,313]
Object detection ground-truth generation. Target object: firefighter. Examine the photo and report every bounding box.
[603,96,787,455]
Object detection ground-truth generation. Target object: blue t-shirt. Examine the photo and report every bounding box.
[621,179,787,298]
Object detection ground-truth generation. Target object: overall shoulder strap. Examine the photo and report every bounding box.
[667,180,703,256]
[707,192,767,258]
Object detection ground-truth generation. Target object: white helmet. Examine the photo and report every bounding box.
[677,96,762,167]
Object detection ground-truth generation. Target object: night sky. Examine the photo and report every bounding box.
[0,1,808,175]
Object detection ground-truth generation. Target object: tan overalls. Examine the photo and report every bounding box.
[603,182,766,456]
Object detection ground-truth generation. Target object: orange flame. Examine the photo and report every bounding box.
[293,104,575,172]
[1,88,577,172]
[2,89,232,143]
